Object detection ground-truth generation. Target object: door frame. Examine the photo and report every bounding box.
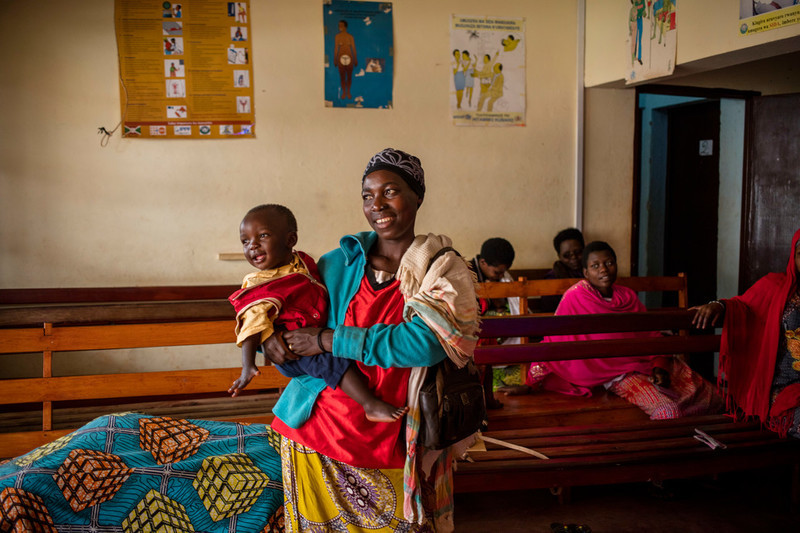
[737,93,800,293]
[631,85,758,277]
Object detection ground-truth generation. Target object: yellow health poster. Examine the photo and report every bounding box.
[115,0,254,139]
[738,2,800,35]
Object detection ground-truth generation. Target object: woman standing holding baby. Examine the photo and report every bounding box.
[265,148,479,532]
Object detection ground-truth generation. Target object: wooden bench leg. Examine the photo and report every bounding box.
[482,364,503,410]
[550,486,572,504]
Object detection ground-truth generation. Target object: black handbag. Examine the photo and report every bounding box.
[416,245,487,449]
[418,357,488,450]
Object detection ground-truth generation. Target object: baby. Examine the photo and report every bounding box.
[228,204,407,423]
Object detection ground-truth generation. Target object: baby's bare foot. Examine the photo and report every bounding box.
[364,401,409,423]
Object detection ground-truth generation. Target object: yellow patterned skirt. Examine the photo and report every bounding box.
[281,437,436,532]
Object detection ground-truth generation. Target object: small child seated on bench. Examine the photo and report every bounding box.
[228,204,407,423]
[469,237,523,409]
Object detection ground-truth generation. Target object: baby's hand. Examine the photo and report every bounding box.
[229,366,260,397]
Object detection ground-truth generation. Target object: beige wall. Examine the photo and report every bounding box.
[0,0,582,290]
[582,87,636,276]
[3,1,798,377]
[586,0,800,87]
[660,50,800,94]
[1,2,797,291]
[581,2,800,280]
[580,50,800,282]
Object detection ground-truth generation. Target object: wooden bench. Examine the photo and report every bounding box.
[0,276,688,460]
[472,274,691,424]
[6,278,797,503]
[459,290,800,500]
[0,286,288,459]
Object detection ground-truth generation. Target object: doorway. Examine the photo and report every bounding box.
[634,88,749,381]
[634,88,749,308]
[663,100,721,309]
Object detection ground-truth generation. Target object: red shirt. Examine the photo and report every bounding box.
[271,274,410,468]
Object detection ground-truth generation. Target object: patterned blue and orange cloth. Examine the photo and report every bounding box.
[0,413,284,532]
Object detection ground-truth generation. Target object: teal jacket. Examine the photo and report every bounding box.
[272,231,448,428]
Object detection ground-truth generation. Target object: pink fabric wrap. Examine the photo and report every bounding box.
[537,279,664,397]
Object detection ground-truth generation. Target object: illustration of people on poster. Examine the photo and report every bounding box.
[323,0,393,108]
[625,0,677,84]
[739,0,800,35]
[450,15,525,126]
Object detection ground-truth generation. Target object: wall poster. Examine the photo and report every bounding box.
[625,0,677,84]
[450,15,526,126]
[323,0,394,109]
[739,1,800,35]
[115,0,255,139]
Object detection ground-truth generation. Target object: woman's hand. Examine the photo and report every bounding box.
[282,328,333,357]
[261,332,301,365]
[690,301,725,330]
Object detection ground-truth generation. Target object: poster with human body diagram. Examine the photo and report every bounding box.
[323,0,393,109]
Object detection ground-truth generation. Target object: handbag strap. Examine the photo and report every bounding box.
[426,246,460,272]
[480,435,550,460]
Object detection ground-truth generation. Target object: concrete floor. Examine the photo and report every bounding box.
[453,467,796,532]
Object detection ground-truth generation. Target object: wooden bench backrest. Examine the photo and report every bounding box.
[2,274,686,307]
[0,297,289,458]
[474,308,719,366]
[0,285,240,305]
[507,268,551,281]
[475,274,688,315]
[0,319,289,403]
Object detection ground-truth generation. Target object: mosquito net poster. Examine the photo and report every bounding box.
[323,1,394,109]
[450,15,526,126]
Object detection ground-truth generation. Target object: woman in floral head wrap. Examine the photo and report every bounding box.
[265,148,479,532]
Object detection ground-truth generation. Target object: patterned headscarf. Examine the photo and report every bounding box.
[363,148,425,200]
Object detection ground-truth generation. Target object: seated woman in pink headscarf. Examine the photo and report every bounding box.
[526,241,722,420]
